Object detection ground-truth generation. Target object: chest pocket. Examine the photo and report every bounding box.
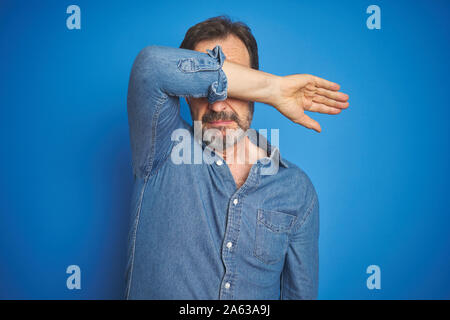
[254,209,297,265]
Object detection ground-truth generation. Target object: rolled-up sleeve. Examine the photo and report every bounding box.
[127,45,228,179]
[176,45,227,103]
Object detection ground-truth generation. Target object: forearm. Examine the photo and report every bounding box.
[223,57,349,133]
[222,60,281,106]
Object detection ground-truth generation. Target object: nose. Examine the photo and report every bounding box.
[208,100,228,113]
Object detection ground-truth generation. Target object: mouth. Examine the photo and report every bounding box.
[207,120,235,126]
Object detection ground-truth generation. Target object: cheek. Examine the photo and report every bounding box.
[229,98,251,116]
[229,97,249,107]
[189,98,208,119]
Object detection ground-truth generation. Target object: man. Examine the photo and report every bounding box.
[125,16,349,300]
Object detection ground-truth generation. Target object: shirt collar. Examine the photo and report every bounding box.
[246,128,289,169]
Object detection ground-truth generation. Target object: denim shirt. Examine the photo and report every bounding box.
[125,45,319,300]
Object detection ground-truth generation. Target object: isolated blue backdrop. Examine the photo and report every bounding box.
[0,0,449,299]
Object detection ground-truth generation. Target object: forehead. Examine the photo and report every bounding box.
[193,34,251,67]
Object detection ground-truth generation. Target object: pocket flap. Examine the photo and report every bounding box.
[257,209,296,233]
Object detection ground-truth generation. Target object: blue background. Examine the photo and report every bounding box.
[1,0,449,299]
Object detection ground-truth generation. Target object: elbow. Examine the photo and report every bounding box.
[138,45,164,60]
[136,45,166,70]
[129,45,166,90]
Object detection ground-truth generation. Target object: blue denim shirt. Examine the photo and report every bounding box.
[125,45,319,300]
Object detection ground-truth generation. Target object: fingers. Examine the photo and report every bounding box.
[311,75,340,91]
[316,87,349,102]
[296,113,321,133]
[307,102,342,115]
[312,95,349,109]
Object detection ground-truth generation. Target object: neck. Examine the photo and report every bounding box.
[217,136,267,166]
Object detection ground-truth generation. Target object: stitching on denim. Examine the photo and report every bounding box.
[177,93,207,99]
[126,93,166,298]
[257,209,297,233]
[208,69,228,103]
[254,206,294,265]
[253,218,289,265]
[125,177,149,299]
[146,101,184,179]
[291,193,318,234]
[230,163,259,254]
[221,171,254,298]
[146,140,176,180]
[142,95,166,177]
[177,58,195,73]
[177,58,219,73]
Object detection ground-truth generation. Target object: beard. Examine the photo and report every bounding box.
[201,110,251,153]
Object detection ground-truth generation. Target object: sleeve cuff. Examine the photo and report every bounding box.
[206,45,228,104]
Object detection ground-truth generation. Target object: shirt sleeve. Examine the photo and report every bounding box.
[281,193,319,300]
[127,45,228,179]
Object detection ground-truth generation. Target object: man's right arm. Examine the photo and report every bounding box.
[127,45,228,179]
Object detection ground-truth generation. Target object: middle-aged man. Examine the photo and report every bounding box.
[125,16,349,300]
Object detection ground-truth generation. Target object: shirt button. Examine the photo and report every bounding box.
[233,199,238,205]
[226,241,233,249]
[216,159,223,166]
[224,282,231,289]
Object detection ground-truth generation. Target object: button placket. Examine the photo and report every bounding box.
[219,164,260,299]
[219,195,241,299]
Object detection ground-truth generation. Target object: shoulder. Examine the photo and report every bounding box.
[281,158,317,200]
[277,158,319,222]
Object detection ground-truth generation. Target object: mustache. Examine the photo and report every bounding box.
[202,111,240,124]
